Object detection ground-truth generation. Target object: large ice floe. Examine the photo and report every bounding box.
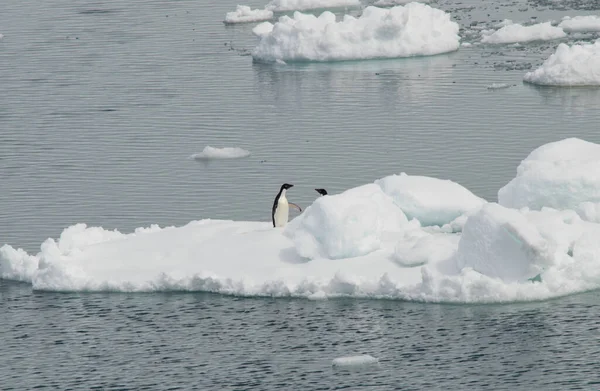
[481,21,566,44]
[523,40,600,86]
[251,3,460,63]
[224,6,273,24]
[265,0,361,12]
[4,138,600,303]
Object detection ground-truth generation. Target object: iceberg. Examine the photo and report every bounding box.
[558,15,600,33]
[523,41,600,86]
[265,0,361,12]
[332,355,379,367]
[224,6,273,24]
[481,22,566,44]
[251,4,460,63]
[4,140,600,303]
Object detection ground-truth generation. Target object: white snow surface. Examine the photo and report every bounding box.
[224,6,273,24]
[375,173,486,226]
[251,4,460,63]
[5,139,600,303]
[191,146,251,160]
[558,15,600,33]
[499,138,600,210]
[332,355,379,367]
[523,40,600,86]
[253,21,274,37]
[265,0,360,12]
[481,22,566,44]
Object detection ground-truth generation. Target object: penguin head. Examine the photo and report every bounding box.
[315,188,328,196]
[281,183,294,190]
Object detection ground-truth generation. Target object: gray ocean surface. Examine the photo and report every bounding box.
[2,0,600,389]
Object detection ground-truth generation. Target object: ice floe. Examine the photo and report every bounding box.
[558,15,600,33]
[4,139,600,303]
[251,4,460,63]
[224,6,273,24]
[191,146,251,160]
[523,40,600,86]
[481,21,566,44]
[332,355,379,367]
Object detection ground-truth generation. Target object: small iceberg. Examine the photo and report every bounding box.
[265,0,360,12]
[481,22,566,44]
[252,4,460,63]
[558,15,600,33]
[486,83,511,90]
[523,41,600,86]
[332,355,379,368]
[224,5,273,24]
[191,146,251,160]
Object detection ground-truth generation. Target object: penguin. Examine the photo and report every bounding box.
[315,188,328,196]
[272,183,302,227]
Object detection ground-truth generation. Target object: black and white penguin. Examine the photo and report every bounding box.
[315,188,328,196]
[272,183,302,227]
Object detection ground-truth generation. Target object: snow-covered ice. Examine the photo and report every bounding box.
[375,173,485,226]
[191,146,251,160]
[558,15,600,33]
[486,83,511,90]
[4,138,600,303]
[523,40,600,86]
[251,4,460,63]
[481,22,566,44]
[224,6,273,24]
[332,355,379,367]
[253,21,274,38]
[265,0,360,12]
[499,138,600,210]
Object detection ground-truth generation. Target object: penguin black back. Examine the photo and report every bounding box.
[315,188,328,196]
[272,183,294,227]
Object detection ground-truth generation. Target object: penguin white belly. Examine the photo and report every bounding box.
[274,197,290,227]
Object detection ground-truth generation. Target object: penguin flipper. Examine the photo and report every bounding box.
[289,202,302,212]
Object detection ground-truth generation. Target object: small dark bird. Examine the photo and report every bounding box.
[315,188,328,196]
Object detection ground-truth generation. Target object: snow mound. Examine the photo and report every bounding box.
[224,6,273,24]
[265,0,360,12]
[499,138,600,210]
[191,146,251,160]
[251,4,460,63]
[375,173,486,227]
[558,15,600,33]
[523,41,600,86]
[332,355,379,367]
[455,203,552,283]
[481,22,566,44]
[284,184,408,260]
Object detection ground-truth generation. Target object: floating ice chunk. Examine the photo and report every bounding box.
[486,83,510,89]
[455,203,553,283]
[253,21,274,37]
[224,5,273,24]
[191,146,251,160]
[523,41,600,86]
[265,0,360,12]
[481,22,566,44]
[499,138,600,210]
[332,355,379,367]
[375,173,486,227]
[558,15,600,33]
[284,184,408,259]
[0,245,38,282]
[252,4,460,63]
[373,0,427,7]
[461,42,473,47]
